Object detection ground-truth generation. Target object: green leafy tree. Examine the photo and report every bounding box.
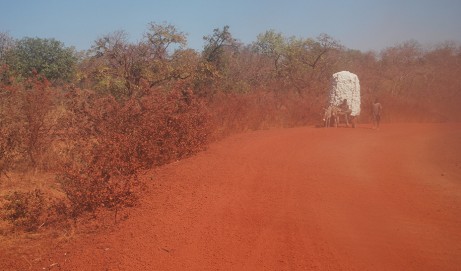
[202,25,237,71]
[144,22,191,88]
[146,21,187,60]
[0,32,15,63]
[253,30,286,75]
[89,30,133,96]
[282,34,342,93]
[195,26,239,97]
[6,37,77,83]
[85,23,192,97]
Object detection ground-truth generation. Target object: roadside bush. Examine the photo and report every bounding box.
[0,67,26,177]
[55,83,212,221]
[1,189,46,232]
[58,164,138,222]
[209,90,322,137]
[1,189,71,232]
[0,67,57,174]
[141,86,212,165]
[56,91,140,220]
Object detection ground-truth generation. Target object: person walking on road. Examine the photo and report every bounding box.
[339,99,353,127]
[372,98,383,129]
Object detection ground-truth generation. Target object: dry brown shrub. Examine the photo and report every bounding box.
[209,89,324,137]
[53,83,212,222]
[0,189,69,232]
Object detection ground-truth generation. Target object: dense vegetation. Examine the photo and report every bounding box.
[0,23,460,232]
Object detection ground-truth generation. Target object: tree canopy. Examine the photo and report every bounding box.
[6,37,77,83]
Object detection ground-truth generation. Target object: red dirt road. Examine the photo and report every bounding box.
[8,124,461,270]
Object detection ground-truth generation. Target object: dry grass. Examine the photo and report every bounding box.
[0,171,61,195]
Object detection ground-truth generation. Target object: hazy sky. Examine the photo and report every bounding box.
[1,0,460,52]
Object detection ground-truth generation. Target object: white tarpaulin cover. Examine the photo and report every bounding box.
[329,71,361,116]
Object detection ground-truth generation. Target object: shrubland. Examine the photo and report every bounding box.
[0,24,460,234]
